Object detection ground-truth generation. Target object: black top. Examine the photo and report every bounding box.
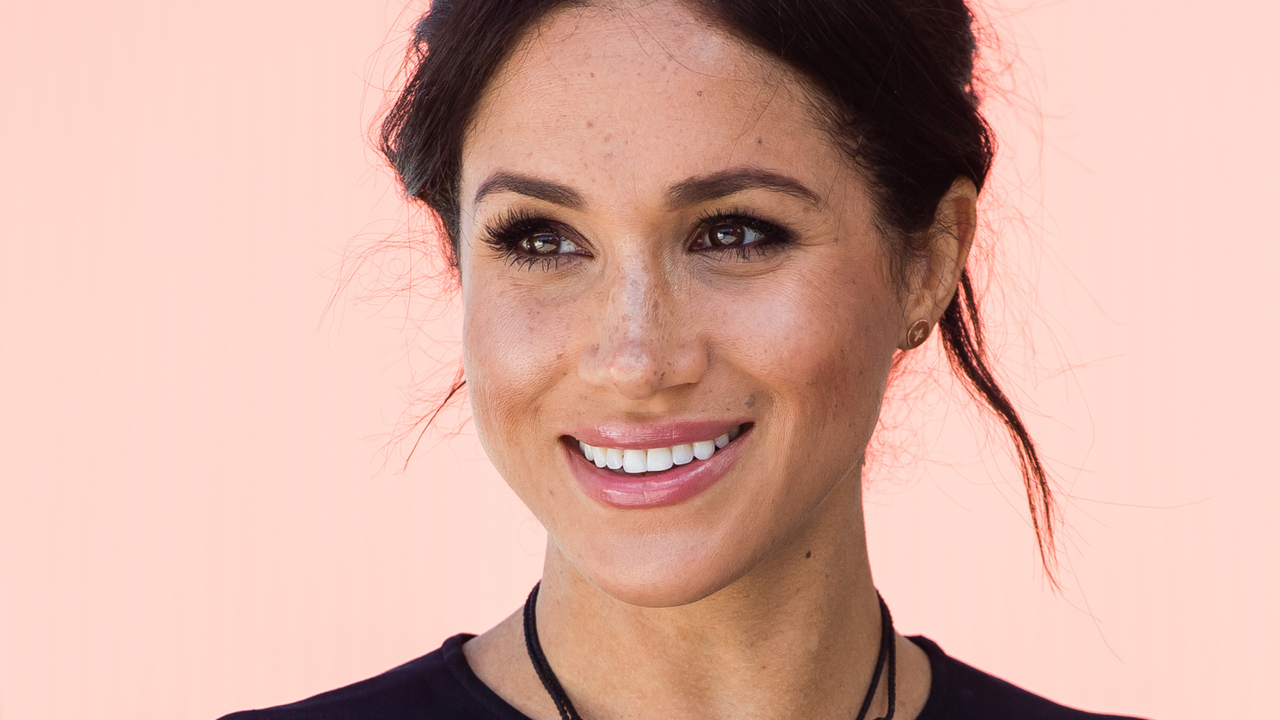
[220,634,1145,720]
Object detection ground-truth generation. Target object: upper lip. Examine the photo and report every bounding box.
[565,420,751,449]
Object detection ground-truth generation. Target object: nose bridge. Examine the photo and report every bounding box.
[609,255,665,342]
[580,249,703,399]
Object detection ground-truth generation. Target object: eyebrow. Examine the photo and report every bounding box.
[471,166,822,211]
[666,168,824,210]
[473,172,585,210]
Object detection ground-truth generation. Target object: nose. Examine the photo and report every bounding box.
[577,260,707,401]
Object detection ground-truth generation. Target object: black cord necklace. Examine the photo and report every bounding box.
[522,582,897,720]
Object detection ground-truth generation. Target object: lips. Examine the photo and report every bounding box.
[563,423,752,508]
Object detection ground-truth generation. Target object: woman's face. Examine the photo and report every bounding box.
[457,2,911,606]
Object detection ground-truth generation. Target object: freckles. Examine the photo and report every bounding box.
[724,282,844,381]
[711,265,892,435]
[467,289,570,429]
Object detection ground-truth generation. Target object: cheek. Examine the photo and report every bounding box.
[461,273,576,467]
[709,262,899,440]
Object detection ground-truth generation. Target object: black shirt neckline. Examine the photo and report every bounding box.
[439,632,957,720]
[440,634,533,720]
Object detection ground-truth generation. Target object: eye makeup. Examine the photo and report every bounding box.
[477,205,799,270]
[689,206,797,262]
[479,207,586,271]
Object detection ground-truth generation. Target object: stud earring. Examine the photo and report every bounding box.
[905,319,932,349]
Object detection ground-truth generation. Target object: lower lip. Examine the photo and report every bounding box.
[565,429,751,509]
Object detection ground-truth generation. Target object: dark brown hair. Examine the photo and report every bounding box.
[377,0,1057,577]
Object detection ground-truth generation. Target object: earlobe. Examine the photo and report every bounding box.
[901,319,932,350]
[897,176,978,351]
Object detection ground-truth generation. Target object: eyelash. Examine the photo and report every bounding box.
[480,208,582,272]
[479,206,795,271]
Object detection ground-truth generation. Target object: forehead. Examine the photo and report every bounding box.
[460,1,846,209]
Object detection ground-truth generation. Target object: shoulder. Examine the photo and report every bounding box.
[911,636,1151,720]
[217,634,530,720]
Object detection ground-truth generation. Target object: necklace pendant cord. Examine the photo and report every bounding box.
[522,582,897,720]
[524,583,582,720]
[858,593,897,720]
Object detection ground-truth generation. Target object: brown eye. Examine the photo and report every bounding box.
[709,222,746,247]
[519,232,578,256]
[696,220,767,250]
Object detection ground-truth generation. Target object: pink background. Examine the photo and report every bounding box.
[1,2,1276,718]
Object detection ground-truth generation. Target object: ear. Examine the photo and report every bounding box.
[897,177,977,351]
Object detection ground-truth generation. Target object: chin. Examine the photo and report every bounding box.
[558,519,767,608]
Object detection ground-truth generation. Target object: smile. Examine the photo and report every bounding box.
[564,422,752,508]
[575,424,744,474]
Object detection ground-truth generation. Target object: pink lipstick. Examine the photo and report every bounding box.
[563,422,752,508]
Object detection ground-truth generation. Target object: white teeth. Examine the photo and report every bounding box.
[577,425,745,473]
[646,447,674,472]
[606,447,623,470]
[622,449,647,474]
[672,444,694,465]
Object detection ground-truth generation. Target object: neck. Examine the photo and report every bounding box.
[530,471,903,720]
